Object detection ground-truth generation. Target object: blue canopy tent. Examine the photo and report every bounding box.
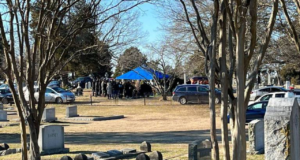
[116,67,170,80]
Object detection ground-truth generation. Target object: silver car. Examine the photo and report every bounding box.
[35,87,75,103]
[250,86,287,101]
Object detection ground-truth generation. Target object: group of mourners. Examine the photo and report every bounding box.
[92,78,153,99]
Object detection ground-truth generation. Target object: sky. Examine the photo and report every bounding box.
[135,3,164,52]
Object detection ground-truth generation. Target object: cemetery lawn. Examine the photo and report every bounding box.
[0,91,264,160]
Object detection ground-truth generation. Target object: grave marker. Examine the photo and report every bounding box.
[0,110,8,121]
[264,98,300,160]
[140,141,151,152]
[248,119,264,154]
[188,139,211,160]
[66,106,79,118]
[42,108,57,122]
[38,125,69,155]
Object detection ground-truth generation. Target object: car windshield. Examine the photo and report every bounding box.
[49,81,59,84]
[77,77,85,81]
[0,89,10,94]
[51,87,67,93]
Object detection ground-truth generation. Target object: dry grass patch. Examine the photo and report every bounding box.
[0,95,263,160]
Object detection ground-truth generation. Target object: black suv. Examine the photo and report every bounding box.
[172,84,221,105]
[0,88,14,104]
[71,77,93,88]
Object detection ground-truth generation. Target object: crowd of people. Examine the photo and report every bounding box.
[91,79,153,99]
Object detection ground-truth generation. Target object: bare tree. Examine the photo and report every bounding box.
[166,0,279,159]
[0,1,149,160]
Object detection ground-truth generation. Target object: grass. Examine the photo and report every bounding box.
[0,93,264,160]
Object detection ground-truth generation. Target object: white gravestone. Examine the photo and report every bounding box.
[66,106,79,118]
[0,103,3,110]
[264,98,300,160]
[38,125,69,155]
[248,119,264,154]
[0,110,8,121]
[42,108,57,122]
[286,81,291,90]
[88,82,91,89]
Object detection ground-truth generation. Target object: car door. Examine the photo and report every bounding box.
[45,88,56,102]
[198,86,209,103]
[187,86,198,103]
[246,102,266,122]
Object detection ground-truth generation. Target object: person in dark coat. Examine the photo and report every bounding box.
[97,79,102,96]
[92,79,96,96]
[95,78,99,97]
[102,80,107,97]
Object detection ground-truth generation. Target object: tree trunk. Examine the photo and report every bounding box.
[208,1,219,159]
[19,111,28,160]
[28,118,41,160]
[219,0,230,159]
[162,94,167,101]
[233,20,247,160]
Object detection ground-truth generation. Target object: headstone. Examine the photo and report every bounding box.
[107,149,122,156]
[0,143,9,150]
[74,153,88,160]
[149,151,163,160]
[136,153,150,160]
[66,106,79,118]
[121,148,136,154]
[88,82,91,89]
[140,141,151,152]
[188,139,211,160]
[42,108,57,122]
[0,110,8,121]
[286,81,291,90]
[264,98,300,160]
[248,119,264,154]
[38,125,69,155]
[91,152,110,159]
[0,103,3,110]
[60,156,72,160]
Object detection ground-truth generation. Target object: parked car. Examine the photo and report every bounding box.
[36,87,75,103]
[228,101,269,123]
[250,86,287,101]
[190,76,208,84]
[71,77,92,88]
[249,91,295,104]
[172,84,221,105]
[0,88,14,104]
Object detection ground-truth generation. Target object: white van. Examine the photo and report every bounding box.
[249,91,295,105]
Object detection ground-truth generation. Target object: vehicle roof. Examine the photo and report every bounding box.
[176,84,209,87]
[254,86,286,91]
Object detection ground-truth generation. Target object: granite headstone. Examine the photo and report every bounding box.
[42,107,57,122]
[188,139,211,160]
[149,151,163,160]
[140,141,151,152]
[38,125,69,155]
[0,110,8,121]
[136,153,150,160]
[248,119,264,154]
[264,98,300,160]
[66,105,79,118]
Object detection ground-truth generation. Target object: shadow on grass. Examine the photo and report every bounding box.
[64,129,232,145]
[1,129,251,146]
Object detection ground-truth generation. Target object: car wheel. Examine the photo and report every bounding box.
[179,97,187,105]
[55,97,63,104]
[2,98,8,104]
[215,97,220,104]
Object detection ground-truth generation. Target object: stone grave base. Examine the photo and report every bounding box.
[0,148,22,156]
[0,122,19,128]
[42,117,57,123]
[40,148,69,155]
[62,115,124,121]
[6,111,17,115]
